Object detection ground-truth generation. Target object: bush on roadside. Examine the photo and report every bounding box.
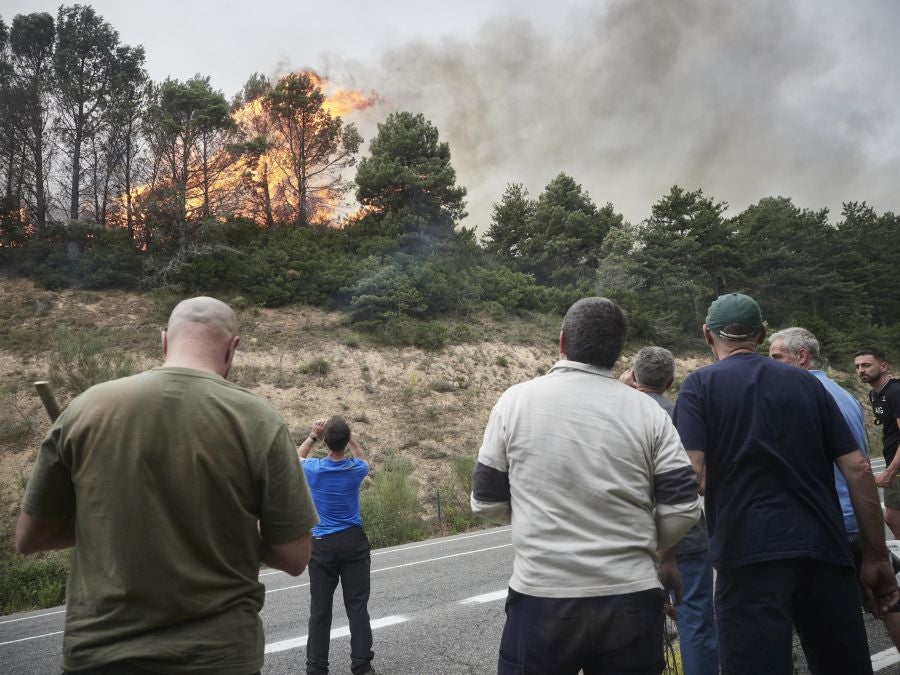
[361,454,426,548]
[0,551,70,614]
[436,456,479,533]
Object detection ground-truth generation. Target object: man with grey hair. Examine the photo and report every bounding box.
[769,326,900,650]
[674,293,897,675]
[631,347,718,675]
[472,297,701,674]
[16,297,318,675]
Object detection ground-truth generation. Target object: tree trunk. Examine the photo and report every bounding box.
[31,111,47,237]
[69,109,84,221]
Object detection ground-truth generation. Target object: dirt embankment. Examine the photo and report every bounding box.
[1,277,877,549]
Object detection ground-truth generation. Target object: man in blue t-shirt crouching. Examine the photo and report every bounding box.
[298,416,375,675]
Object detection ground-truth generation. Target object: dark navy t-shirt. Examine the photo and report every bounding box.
[673,353,857,569]
[301,457,369,537]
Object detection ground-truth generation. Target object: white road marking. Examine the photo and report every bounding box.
[872,646,900,671]
[372,528,511,557]
[259,528,511,579]
[0,630,63,647]
[265,543,513,595]
[461,589,507,604]
[0,610,65,626]
[265,615,408,654]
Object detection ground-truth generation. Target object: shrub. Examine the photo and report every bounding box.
[0,384,36,444]
[360,454,425,548]
[436,456,478,533]
[299,358,331,377]
[49,326,137,395]
[0,551,71,613]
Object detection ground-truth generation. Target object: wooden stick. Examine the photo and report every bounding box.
[34,381,61,422]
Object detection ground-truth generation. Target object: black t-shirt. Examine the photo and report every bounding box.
[869,378,900,465]
[673,353,856,569]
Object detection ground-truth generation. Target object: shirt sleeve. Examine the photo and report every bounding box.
[21,421,76,519]
[672,374,706,453]
[652,412,702,549]
[260,425,319,545]
[823,391,859,460]
[470,397,512,524]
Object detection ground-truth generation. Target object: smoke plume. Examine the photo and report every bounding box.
[341,0,900,229]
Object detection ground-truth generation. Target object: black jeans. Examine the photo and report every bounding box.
[716,557,871,675]
[306,526,373,675]
[498,587,665,675]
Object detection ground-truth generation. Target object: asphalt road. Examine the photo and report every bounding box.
[3,518,900,674]
[0,526,515,674]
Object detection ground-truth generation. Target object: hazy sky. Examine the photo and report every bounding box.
[3,0,899,230]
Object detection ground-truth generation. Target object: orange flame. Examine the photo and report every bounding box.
[117,71,377,233]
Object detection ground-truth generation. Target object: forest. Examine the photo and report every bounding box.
[1,5,899,362]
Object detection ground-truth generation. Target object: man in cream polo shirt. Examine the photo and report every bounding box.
[471,297,701,675]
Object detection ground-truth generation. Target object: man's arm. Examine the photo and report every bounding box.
[686,450,706,495]
[471,461,511,523]
[261,531,312,576]
[875,417,900,488]
[836,449,900,616]
[15,511,75,555]
[297,418,326,460]
[348,435,369,464]
[470,401,512,524]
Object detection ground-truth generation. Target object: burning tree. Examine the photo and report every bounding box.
[261,72,362,228]
[143,76,235,252]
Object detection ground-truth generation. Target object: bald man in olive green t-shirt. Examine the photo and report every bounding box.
[16,297,318,675]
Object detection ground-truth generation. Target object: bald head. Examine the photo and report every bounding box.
[162,297,240,376]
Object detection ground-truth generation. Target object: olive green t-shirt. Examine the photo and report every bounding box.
[22,367,318,674]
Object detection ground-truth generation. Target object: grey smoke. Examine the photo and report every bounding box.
[339,0,900,229]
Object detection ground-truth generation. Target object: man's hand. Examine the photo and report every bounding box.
[860,556,900,618]
[310,418,327,440]
[876,470,895,488]
[658,547,683,617]
[619,368,637,389]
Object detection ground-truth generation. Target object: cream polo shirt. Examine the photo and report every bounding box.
[472,360,701,598]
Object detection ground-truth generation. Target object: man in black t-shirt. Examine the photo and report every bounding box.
[854,348,900,539]
[675,293,898,675]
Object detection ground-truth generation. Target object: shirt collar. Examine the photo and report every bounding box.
[548,359,615,379]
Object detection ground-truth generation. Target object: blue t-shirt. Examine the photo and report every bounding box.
[811,370,869,536]
[673,353,857,569]
[301,457,369,537]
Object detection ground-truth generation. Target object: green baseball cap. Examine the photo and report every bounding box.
[706,293,763,339]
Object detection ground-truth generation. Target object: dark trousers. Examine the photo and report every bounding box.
[498,587,665,675]
[716,557,872,675]
[65,666,259,675]
[306,526,373,675]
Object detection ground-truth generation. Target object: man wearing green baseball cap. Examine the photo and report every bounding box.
[672,292,897,675]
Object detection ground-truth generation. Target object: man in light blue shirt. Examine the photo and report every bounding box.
[297,416,375,675]
[769,327,900,648]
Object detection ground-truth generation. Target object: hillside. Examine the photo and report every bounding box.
[0,277,879,560]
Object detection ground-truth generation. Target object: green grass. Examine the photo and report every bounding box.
[49,326,138,395]
[360,454,426,548]
[0,551,71,614]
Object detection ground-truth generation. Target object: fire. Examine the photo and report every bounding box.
[117,70,377,234]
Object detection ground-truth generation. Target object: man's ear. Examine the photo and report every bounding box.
[559,330,567,360]
[756,325,768,345]
[225,335,240,365]
[161,330,168,356]
[703,325,714,346]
